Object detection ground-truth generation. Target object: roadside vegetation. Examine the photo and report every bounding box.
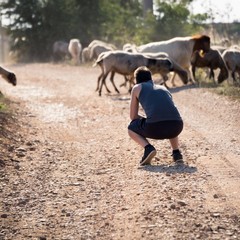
[211,83,240,101]
[0,93,15,160]
[195,70,240,100]
[0,94,8,111]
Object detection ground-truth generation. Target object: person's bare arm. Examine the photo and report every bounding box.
[130,84,142,120]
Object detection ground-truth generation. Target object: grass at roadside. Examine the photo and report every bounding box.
[214,84,240,100]
[196,71,240,101]
[0,93,18,159]
[0,94,8,112]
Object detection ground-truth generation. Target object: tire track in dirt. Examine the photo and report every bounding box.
[173,86,240,212]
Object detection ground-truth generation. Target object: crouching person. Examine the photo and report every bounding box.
[128,66,184,165]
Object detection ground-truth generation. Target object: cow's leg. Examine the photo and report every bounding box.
[232,71,236,82]
[209,68,215,79]
[119,76,129,88]
[109,71,120,93]
[128,76,135,94]
[96,72,103,91]
[162,74,170,89]
[170,72,176,86]
[103,72,111,93]
[192,66,196,81]
[99,72,111,96]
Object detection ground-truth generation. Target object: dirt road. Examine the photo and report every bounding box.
[0,63,240,240]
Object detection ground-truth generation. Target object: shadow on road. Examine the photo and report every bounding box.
[139,163,197,174]
[169,83,198,94]
[110,94,131,101]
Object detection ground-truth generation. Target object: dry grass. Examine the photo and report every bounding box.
[195,70,240,101]
[0,93,8,111]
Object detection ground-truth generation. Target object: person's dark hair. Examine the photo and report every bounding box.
[134,66,152,84]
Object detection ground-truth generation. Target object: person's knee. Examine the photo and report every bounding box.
[128,129,133,137]
[128,129,140,139]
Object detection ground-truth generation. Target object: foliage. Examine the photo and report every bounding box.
[0,93,8,111]
[214,85,240,100]
[0,0,209,62]
[0,0,102,61]
[194,70,240,101]
[0,102,6,111]
[97,0,142,46]
[154,0,209,41]
[211,22,240,45]
[154,0,189,40]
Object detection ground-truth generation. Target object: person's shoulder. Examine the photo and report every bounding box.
[154,84,172,95]
[132,83,141,90]
[154,84,168,91]
[131,83,142,96]
[161,86,170,92]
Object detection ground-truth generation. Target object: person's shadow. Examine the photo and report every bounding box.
[139,162,197,174]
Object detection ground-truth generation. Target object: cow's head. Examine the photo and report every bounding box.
[6,72,17,86]
[192,35,211,54]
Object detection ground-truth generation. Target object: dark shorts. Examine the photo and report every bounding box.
[128,118,183,140]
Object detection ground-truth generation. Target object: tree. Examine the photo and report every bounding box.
[142,0,153,17]
[0,0,110,61]
[0,0,208,62]
[152,0,206,41]
[97,0,142,46]
[0,0,143,61]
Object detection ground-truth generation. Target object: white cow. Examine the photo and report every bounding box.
[136,35,211,85]
[222,48,240,83]
[68,39,82,65]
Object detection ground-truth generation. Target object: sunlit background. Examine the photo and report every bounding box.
[190,0,240,23]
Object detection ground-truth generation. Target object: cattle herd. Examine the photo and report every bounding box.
[1,35,240,95]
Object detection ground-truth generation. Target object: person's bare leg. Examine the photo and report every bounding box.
[169,137,179,150]
[128,129,156,165]
[128,129,149,148]
[170,136,183,162]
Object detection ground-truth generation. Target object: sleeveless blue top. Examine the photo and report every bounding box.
[138,81,182,123]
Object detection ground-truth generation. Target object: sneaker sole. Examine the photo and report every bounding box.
[140,150,157,166]
[175,159,184,164]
